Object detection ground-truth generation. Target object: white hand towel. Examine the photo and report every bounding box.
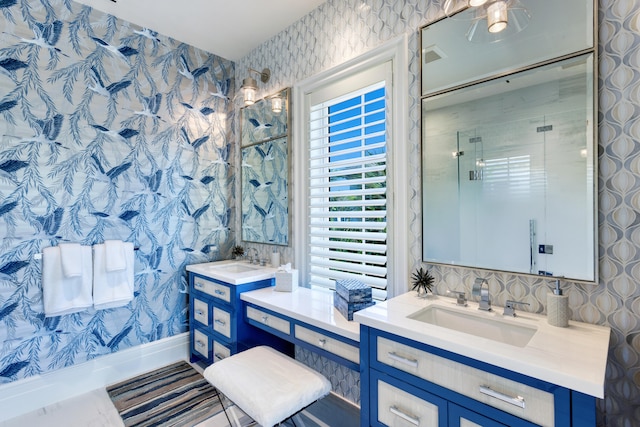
[58,243,83,278]
[104,240,126,272]
[93,242,134,310]
[42,245,93,317]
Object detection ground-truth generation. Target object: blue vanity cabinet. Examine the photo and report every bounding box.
[360,326,588,427]
[189,272,275,367]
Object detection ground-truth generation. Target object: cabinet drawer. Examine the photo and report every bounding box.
[193,329,209,358]
[193,276,231,303]
[213,307,231,339]
[193,298,209,326]
[377,379,439,427]
[376,336,555,427]
[246,306,291,336]
[213,340,230,362]
[295,325,359,364]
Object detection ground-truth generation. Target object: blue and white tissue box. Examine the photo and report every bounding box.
[333,293,375,321]
[335,279,372,303]
[275,268,298,292]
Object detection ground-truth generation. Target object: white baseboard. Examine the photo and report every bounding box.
[0,332,189,421]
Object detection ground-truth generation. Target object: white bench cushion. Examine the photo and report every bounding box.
[203,346,331,427]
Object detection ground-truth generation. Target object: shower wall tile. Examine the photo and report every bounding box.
[239,0,640,425]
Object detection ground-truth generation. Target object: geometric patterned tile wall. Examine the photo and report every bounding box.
[238,0,640,424]
[0,0,234,384]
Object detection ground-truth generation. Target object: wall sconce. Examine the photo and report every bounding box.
[242,68,270,105]
[270,95,283,113]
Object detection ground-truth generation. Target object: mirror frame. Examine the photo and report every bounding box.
[420,0,598,283]
[240,88,291,246]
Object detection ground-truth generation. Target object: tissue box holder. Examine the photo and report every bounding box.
[275,269,298,292]
[333,293,374,321]
[335,279,372,303]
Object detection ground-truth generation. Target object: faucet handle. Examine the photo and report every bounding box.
[503,300,530,317]
[447,290,467,306]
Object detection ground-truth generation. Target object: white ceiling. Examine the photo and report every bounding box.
[72,0,327,61]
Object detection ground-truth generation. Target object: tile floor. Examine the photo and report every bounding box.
[0,376,360,427]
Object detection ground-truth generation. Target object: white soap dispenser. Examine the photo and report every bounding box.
[547,279,569,328]
[270,249,280,268]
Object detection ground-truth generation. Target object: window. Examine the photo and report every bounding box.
[308,82,388,299]
[294,37,408,301]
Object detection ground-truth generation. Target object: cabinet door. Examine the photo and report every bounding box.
[449,404,511,427]
[371,370,447,427]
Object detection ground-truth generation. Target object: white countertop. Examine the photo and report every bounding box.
[241,287,361,342]
[186,260,277,285]
[354,292,610,398]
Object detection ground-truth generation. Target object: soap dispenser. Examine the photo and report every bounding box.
[547,279,569,328]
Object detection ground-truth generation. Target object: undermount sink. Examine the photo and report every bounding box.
[206,262,263,273]
[407,305,537,348]
[186,260,277,285]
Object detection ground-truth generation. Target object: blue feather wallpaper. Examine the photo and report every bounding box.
[0,0,235,383]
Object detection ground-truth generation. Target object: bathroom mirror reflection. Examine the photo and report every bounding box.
[422,53,596,281]
[240,88,290,245]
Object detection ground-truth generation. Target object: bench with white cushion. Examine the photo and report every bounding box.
[203,346,332,427]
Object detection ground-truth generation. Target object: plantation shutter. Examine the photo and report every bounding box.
[307,62,390,301]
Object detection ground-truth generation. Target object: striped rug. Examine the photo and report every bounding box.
[107,361,222,427]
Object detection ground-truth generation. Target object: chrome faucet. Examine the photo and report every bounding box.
[447,290,468,306]
[247,248,259,264]
[472,278,491,311]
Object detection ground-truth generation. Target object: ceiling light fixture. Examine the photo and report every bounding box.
[467,0,530,43]
[487,1,508,33]
[242,68,271,105]
[441,0,531,43]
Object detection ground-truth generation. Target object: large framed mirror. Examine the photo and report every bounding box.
[241,88,290,245]
[421,0,597,282]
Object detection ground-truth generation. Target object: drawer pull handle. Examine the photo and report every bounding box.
[318,338,327,347]
[479,385,526,409]
[389,405,420,426]
[214,352,226,361]
[214,289,226,296]
[261,315,269,323]
[195,283,204,289]
[387,352,419,368]
[196,340,205,349]
[195,310,204,316]
[214,319,226,326]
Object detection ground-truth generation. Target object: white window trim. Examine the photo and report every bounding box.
[293,35,409,298]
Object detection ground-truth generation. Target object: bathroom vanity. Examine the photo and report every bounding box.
[186,260,286,366]
[355,293,610,427]
[241,286,360,370]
